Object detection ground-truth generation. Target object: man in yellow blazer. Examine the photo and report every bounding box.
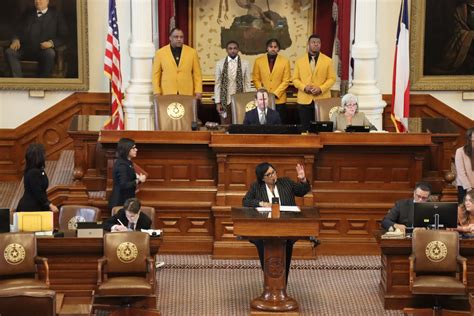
[152,28,202,98]
[252,38,291,123]
[293,34,336,131]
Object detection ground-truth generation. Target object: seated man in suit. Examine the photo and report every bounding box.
[243,88,282,125]
[381,182,432,233]
[103,198,151,232]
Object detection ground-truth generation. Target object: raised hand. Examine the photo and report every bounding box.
[296,164,306,181]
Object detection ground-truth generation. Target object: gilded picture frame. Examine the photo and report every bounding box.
[0,0,88,90]
[190,0,315,79]
[410,0,474,90]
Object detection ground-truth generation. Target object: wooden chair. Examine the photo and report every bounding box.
[58,205,101,230]
[403,230,467,315]
[0,232,50,292]
[314,97,341,121]
[230,91,276,124]
[111,206,156,229]
[93,232,156,312]
[0,289,56,316]
[153,95,197,131]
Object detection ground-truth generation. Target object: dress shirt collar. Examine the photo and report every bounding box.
[37,8,48,16]
[308,52,319,62]
[257,107,267,116]
[227,55,238,63]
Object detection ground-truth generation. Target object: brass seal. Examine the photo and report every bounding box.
[425,240,448,262]
[68,215,86,230]
[116,242,138,263]
[4,243,26,265]
[167,102,185,120]
[329,106,339,119]
[245,101,256,112]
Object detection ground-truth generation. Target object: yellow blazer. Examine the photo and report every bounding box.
[252,54,291,104]
[152,44,202,95]
[292,53,336,104]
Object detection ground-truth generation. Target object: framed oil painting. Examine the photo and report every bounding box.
[191,0,315,78]
[410,0,474,90]
[0,0,88,90]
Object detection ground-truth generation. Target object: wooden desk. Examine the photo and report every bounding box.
[36,237,161,293]
[378,236,474,310]
[65,125,457,256]
[232,207,319,312]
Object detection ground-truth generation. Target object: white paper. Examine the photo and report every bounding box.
[255,206,301,212]
[141,229,162,236]
[280,206,301,212]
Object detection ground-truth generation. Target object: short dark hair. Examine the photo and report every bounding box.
[255,88,269,99]
[116,138,136,160]
[415,182,432,194]
[463,127,474,158]
[124,198,141,214]
[226,40,239,48]
[24,143,46,171]
[308,34,321,42]
[169,27,183,36]
[266,38,280,49]
[255,162,276,184]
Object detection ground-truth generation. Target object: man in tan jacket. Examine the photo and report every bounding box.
[252,38,291,123]
[152,28,202,99]
[293,34,336,131]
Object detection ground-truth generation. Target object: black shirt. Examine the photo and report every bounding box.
[170,46,182,66]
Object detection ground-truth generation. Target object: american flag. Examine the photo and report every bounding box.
[391,0,410,133]
[103,0,124,130]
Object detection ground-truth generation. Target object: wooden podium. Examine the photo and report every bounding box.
[232,207,320,313]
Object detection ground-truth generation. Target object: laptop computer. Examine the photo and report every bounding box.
[227,124,301,134]
[345,125,371,133]
[309,121,333,133]
[76,222,104,238]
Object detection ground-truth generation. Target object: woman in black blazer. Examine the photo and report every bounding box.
[17,143,58,212]
[108,138,147,209]
[242,162,310,284]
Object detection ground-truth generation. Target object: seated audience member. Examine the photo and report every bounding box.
[381,182,432,233]
[103,198,151,232]
[331,93,376,132]
[457,190,474,233]
[243,88,282,125]
[455,127,474,203]
[242,162,310,282]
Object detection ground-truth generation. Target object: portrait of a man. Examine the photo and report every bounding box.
[0,0,79,79]
[424,0,474,76]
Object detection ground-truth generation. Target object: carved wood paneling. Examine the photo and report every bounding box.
[0,92,109,181]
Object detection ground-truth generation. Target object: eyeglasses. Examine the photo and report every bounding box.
[414,193,430,201]
[264,170,276,177]
[345,103,357,108]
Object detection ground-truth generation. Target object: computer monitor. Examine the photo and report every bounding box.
[227,124,301,134]
[345,125,370,133]
[309,121,333,133]
[13,211,54,232]
[413,202,458,229]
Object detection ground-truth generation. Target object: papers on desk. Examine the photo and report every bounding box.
[141,229,162,237]
[255,206,301,212]
[35,231,54,236]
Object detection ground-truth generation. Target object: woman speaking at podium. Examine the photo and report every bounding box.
[108,138,147,209]
[242,162,310,283]
[16,143,58,212]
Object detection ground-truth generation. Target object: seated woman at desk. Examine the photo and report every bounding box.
[242,162,310,283]
[331,93,376,132]
[104,198,151,232]
[457,190,474,233]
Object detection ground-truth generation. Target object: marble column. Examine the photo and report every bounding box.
[122,0,156,130]
[349,0,386,131]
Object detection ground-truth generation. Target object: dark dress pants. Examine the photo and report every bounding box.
[297,101,315,132]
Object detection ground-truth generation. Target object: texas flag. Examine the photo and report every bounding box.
[391,0,410,133]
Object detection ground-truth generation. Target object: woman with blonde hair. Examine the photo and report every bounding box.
[457,190,474,233]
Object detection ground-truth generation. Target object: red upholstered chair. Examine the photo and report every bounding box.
[0,232,50,292]
[93,232,156,311]
[404,230,467,315]
[111,206,156,229]
[59,205,101,230]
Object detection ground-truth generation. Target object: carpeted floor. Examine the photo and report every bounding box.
[155,255,403,316]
